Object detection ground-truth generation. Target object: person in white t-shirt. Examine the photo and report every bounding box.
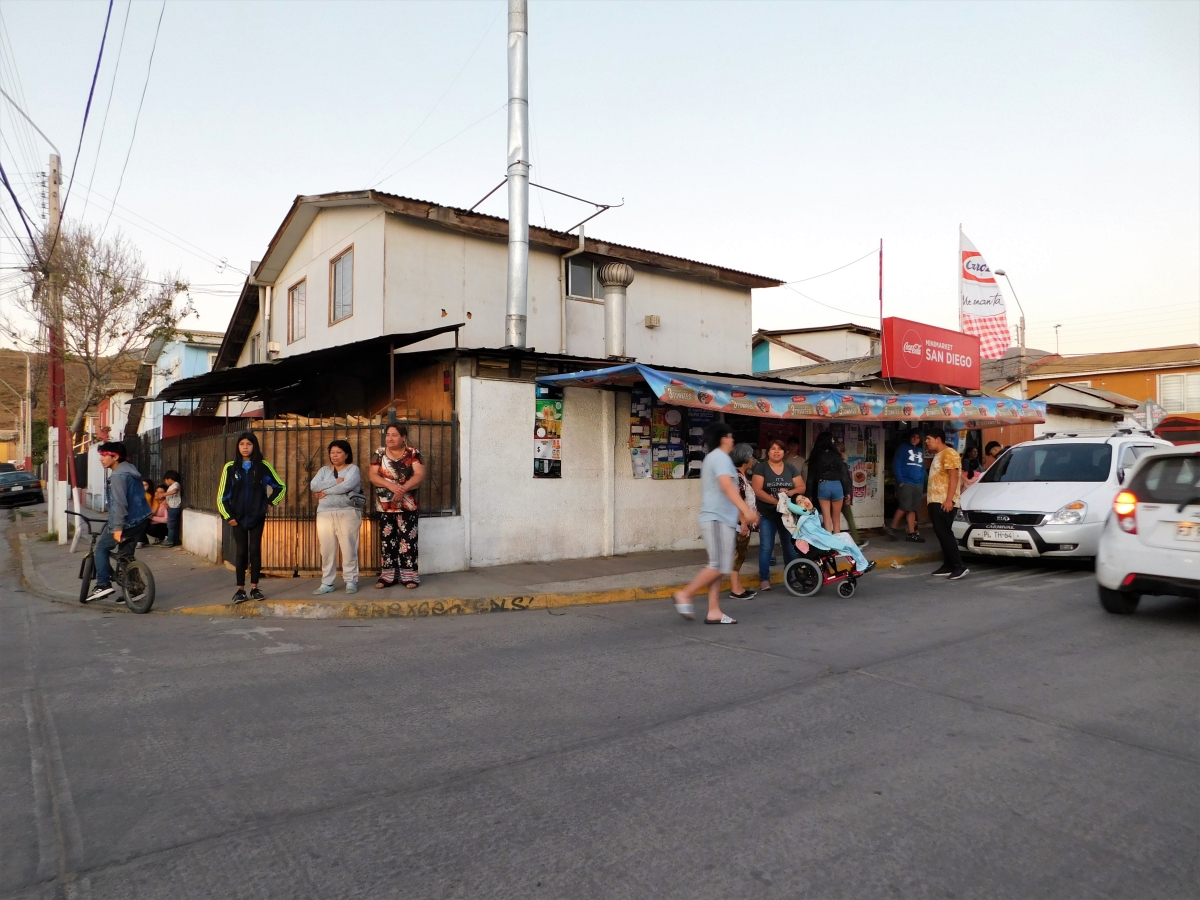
[162,470,183,548]
[673,422,759,625]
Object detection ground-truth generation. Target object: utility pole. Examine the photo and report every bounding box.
[23,351,31,471]
[46,153,69,542]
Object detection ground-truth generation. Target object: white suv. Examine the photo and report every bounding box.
[952,430,1169,560]
[1096,446,1200,614]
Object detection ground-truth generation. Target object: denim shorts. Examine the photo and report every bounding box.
[816,479,845,501]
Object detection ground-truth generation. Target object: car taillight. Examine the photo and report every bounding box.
[1113,491,1138,533]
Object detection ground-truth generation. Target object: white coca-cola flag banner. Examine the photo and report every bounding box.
[959,231,1011,359]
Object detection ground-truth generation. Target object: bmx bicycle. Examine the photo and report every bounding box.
[71,511,156,614]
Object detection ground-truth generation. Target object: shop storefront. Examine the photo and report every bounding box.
[537,362,1047,529]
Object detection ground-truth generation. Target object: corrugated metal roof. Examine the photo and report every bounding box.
[1028,344,1200,377]
[764,355,882,381]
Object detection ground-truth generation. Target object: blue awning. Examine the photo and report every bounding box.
[537,363,1045,427]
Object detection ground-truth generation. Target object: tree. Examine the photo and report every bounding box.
[2,221,193,439]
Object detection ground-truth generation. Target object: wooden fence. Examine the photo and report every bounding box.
[135,415,457,575]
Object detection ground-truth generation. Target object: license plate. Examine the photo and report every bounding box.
[1175,522,1200,541]
[977,528,1018,543]
[9,485,22,491]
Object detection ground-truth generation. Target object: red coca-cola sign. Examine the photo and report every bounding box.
[881,316,980,390]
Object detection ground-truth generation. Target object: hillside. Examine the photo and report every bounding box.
[0,348,141,431]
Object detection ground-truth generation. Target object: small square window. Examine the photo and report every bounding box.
[288,279,306,343]
[331,248,354,322]
[568,257,594,299]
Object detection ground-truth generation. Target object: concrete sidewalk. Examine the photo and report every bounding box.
[11,506,939,619]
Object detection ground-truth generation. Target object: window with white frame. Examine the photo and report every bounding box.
[1158,373,1200,413]
[288,279,306,343]
[331,248,353,322]
[249,333,261,364]
[566,257,605,300]
[207,351,217,371]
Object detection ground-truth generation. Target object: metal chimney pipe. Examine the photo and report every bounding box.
[504,0,530,349]
[599,262,634,359]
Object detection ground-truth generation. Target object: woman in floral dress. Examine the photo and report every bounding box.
[369,423,425,588]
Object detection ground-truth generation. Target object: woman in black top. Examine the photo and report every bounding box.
[751,439,806,592]
[807,431,846,533]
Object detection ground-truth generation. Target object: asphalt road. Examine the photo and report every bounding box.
[3,520,1198,900]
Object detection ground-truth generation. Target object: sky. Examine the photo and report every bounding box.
[0,0,1197,357]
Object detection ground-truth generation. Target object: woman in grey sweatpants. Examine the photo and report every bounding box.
[310,440,363,594]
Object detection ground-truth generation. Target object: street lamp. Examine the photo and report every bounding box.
[993,268,1027,399]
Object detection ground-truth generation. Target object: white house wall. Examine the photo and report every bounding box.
[245,206,388,364]
[241,209,759,374]
[778,329,876,362]
[767,342,816,371]
[459,377,703,569]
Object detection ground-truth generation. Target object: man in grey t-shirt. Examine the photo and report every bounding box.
[674,422,759,625]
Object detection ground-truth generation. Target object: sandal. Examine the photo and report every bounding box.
[672,592,694,620]
[375,578,394,589]
[403,582,418,590]
[704,614,737,625]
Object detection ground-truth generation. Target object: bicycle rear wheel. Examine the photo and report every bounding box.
[78,555,95,604]
[122,560,156,614]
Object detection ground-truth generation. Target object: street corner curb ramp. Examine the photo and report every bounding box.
[171,551,941,621]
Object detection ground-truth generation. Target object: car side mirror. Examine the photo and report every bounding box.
[1117,468,1126,484]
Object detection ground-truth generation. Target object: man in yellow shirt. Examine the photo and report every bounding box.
[924,427,968,580]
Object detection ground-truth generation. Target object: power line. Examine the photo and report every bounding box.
[780,283,879,321]
[0,159,40,263]
[81,0,133,221]
[785,247,879,284]
[100,0,165,239]
[367,7,502,188]
[52,0,115,259]
[375,103,507,188]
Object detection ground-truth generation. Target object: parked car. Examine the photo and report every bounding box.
[1096,446,1200,613]
[952,430,1170,560]
[0,463,15,473]
[0,469,44,507]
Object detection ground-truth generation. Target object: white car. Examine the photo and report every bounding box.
[1096,446,1200,614]
[952,430,1170,560]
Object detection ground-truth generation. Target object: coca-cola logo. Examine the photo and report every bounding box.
[902,342,921,356]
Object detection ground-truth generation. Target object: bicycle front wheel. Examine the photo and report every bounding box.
[78,555,95,604]
[122,560,156,614]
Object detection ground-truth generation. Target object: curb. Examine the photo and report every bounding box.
[17,533,79,604]
[172,550,944,621]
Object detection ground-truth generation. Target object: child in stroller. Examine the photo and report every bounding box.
[777,494,875,597]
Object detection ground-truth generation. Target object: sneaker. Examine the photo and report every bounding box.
[931,565,953,577]
[313,584,336,596]
[948,567,970,580]
[906,532,926,543]
[729,589,757,600]
[345,583,358,594]
[85,584,115,603]
[249,588,266,601]
[856,538,870,550]
[160,542,175,548]
[232,589,248,603]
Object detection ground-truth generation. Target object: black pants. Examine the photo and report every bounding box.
[928,503,963,570]
[231,521,265,586]
[145,522,168,542]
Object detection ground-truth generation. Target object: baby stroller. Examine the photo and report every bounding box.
[777,496,875,599]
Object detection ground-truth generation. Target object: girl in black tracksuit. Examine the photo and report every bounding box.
[217,432,286,603]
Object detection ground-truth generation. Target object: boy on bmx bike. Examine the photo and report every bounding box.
[84,441,152,603]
